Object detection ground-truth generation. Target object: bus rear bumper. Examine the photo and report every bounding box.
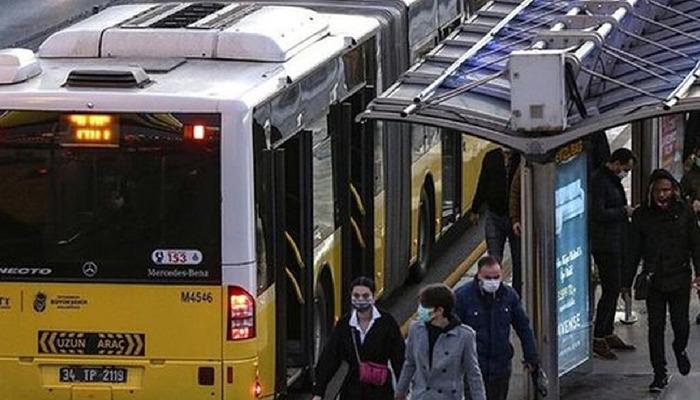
[0,357,261,399]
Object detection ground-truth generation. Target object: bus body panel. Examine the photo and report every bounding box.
[374,190,386,297]
[250,285,277,399]
[0,357,225,400]
[0,283,222,359]
[311,230,343,321]
[0,283,223,400]
[409,126,444,264]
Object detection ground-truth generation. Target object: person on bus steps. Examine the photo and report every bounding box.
[468,147,523,296]
[312,277,405,400]
[395,284,486,400]
[626,169,700,392]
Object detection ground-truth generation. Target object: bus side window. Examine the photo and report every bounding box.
[253,122,274,295]
[311,117,336,247]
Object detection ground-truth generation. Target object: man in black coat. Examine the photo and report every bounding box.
[589,148,637,360]
[626,169,700,392]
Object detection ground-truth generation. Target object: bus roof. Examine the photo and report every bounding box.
[0,2,380,112]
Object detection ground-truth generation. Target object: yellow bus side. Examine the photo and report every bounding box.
[373,191,386,298]
[410,141,443,264]
[313,230,343,321]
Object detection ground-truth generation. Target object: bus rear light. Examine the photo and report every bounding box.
[228,286,255,340]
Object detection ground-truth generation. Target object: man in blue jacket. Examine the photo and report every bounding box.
[455,256,539,400]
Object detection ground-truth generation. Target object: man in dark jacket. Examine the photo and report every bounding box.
[468,148,522,295]
[589,148,637,359]
[626,169,700,392]
[455,256,539,400]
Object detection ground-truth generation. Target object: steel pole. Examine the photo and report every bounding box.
[523,160,559,399]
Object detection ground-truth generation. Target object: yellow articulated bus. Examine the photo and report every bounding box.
[0,1,492,399]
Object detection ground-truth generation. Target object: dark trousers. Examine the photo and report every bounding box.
[647,286,691,377]
[485,210,522,296]
[592,251,623,338]
[465,372,510,400]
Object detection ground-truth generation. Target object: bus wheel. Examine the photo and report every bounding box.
[410,189,433,282]
[313,282,331,366]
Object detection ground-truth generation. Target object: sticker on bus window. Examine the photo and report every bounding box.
[151,250,203,266]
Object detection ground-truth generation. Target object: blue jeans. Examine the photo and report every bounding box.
[485,210,522,296]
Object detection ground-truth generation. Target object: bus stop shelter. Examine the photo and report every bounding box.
[359,0,700,397]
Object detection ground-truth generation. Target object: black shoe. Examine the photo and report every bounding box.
[593,338,617,360]
[676,351,691,376]
[649,374,669,393]
[605,334,636,351]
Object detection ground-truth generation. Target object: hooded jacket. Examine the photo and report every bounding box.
[625,169,700,291]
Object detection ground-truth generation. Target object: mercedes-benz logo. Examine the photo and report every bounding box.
[82,261,98,277]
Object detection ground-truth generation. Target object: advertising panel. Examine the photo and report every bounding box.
[659,114,685,181]
[555,147,591,376]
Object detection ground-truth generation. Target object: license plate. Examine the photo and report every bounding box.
[59,367,127,383]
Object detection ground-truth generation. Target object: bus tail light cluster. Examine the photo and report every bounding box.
[227,286,255,340]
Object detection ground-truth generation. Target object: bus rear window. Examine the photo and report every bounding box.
[0,111,221,284]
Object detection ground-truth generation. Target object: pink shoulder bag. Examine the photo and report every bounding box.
[351,329,388,386]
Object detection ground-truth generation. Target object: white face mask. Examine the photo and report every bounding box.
[481,278,501,294]
[617,170,629,180]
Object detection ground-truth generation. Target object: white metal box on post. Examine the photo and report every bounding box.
[509,50,567,132]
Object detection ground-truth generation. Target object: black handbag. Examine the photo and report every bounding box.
[633,270,651,300]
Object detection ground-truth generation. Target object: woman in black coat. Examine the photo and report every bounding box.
[312,277,405,400]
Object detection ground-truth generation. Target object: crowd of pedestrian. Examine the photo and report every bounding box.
[312,136,700,399]
[313,255,539,400]
[589,144,700,392]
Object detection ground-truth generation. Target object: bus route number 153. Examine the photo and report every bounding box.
[151,249,203,266]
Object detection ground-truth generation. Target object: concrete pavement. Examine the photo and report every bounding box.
[559,295,700,400]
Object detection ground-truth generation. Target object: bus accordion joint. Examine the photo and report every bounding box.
[284,267,305,304]
[227,286,256,341]
[284,231,305,269]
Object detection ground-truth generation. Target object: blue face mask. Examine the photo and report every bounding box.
[416,304,434,323]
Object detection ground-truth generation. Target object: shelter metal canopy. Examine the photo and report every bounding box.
[359,0,700,158]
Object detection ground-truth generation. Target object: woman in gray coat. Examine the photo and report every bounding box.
[396,284,486,400]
